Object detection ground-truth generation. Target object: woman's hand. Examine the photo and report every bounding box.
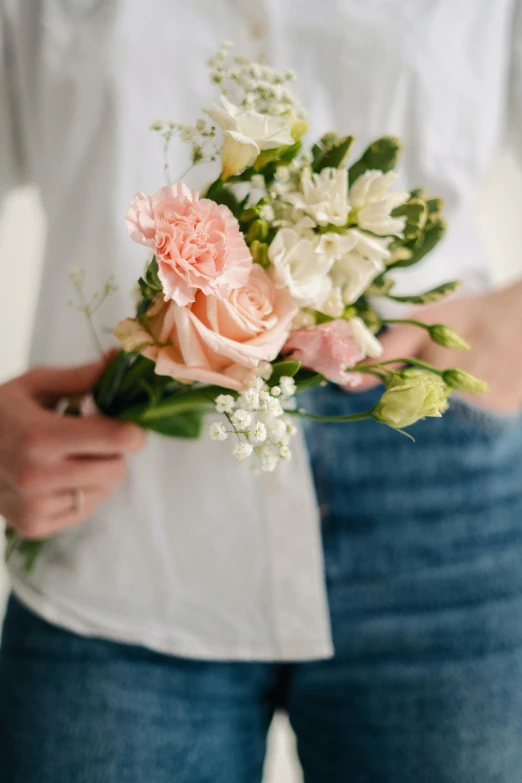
[0,359,146,541]
[360,280,522,414]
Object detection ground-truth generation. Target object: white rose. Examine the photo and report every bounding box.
[285,168,350,226]
[268,228,333,305]
[206,96,294,178]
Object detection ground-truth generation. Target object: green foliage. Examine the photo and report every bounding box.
[386,280,460,305]
[311,133,355,172]
[137,257,162,302]
[391,198,427,242]
[124,409,204,439]
[253,141,302,170]
[268,360,301,387]
[293,369,325,393]
[348,136,402,184]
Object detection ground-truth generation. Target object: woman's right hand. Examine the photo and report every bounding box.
[0,359,146,541]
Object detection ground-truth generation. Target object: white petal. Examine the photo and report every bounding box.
[350,316,383,359]
[221,131,260,178]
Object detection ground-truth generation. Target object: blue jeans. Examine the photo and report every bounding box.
[2,387,522,782]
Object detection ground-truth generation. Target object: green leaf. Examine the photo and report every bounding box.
[138,257,163,301]
[387,280,460,305]
[426,197,444,215]
[311,133,355,172]
[268,360,301,387]
[367,275,396,296]
[391,198,427,242]
[208,186,244,217]
[293,369,325,393]
[93,351,133,413]
[132,410,204,439]
[253,142,300,170]
[348,136,402,184]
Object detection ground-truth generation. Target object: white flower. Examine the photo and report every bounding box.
[332,229,391,305]
[315,231,358,262]
[279,376,297,397]
[286,421,297,436]
[269,228,333,305]
[271,385,282,397]
[349,170,409,236]
[266,418,287,443]
[206,96,294,178]
[259,445,279,472]
[292,310,316,329]
[247,374,266,390]
[350,316,383,359]
[274,166,291,183]
[259,204,275,222]
[215,394,236,414]
[251,174,265,190]
[317,286,344,318]
[266,397,284,417]
[279,444,292,460]
[248,421,267,444]
[238,388,260,411]
[257,363,273,381]
[233,442,254,461]
[209,422,229,441]
[286,168,350,226]
[231,408,252,430]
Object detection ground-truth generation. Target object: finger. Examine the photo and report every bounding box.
[32,415,146,458]
[24,355,115,400]
[17,456,126,496]
[355,323,428,391]
[13,486,112,540]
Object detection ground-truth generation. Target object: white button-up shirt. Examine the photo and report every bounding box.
[1,0,521,660]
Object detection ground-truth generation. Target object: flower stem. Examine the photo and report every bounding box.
[382,318,429,329]
[355,357,444,375]
[291,409,372,423]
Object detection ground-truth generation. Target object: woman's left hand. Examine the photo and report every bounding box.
[359,279,522,414]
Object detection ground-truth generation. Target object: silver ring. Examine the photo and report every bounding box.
[72,488,85,514]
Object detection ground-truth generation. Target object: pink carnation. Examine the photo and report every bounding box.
[284,320,364,387]
[126,184,252,307]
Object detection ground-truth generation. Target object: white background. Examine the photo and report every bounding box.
[1,152,522,781]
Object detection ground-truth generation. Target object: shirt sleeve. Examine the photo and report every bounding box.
[0,5,30,203]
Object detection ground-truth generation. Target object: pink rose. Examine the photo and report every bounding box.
[125,184,252,307]
[114,265,298,391]
[283,320,364,387]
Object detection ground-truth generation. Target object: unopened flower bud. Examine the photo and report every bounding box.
[372,372,450,429]
[442,369,489,393]
[428,324,470,351]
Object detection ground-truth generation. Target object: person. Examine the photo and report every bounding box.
[1,1,522,781]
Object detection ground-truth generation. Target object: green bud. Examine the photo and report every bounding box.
[371,372,450,429]
[442,369,489,393]
[428,324,470,350]
[247,219,269,243]
[250,240,270,268]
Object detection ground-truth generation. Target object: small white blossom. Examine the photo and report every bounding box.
[209,422,228,441]
[271,385,282,397]
[279,376,297,397]
[332,229,391,305]
[251,174,266,190]
[215,394,236,414]
[266,396,283,417]
[238,388,260,410]
[231,408,252,430]
[266,418,288,444]
[233,442,254,461]
[257,363,273,381]
[259,204,275,222]
[274,166,291,183]
[261,455,279,472]
[286,168,350,227]
[247,375,266,391]
[279,444,292,460]
[248,421,267,444]
[349,170,409,236]
[286,421,297,436]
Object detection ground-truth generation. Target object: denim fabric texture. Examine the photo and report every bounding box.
[2,386,522,782]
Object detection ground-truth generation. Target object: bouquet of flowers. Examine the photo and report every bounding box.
[7,44,486,569]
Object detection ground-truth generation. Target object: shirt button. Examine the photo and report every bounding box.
[249,21,267,40]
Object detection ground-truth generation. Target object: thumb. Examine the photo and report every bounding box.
[355,323,427,391]
[24,354,115,399]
